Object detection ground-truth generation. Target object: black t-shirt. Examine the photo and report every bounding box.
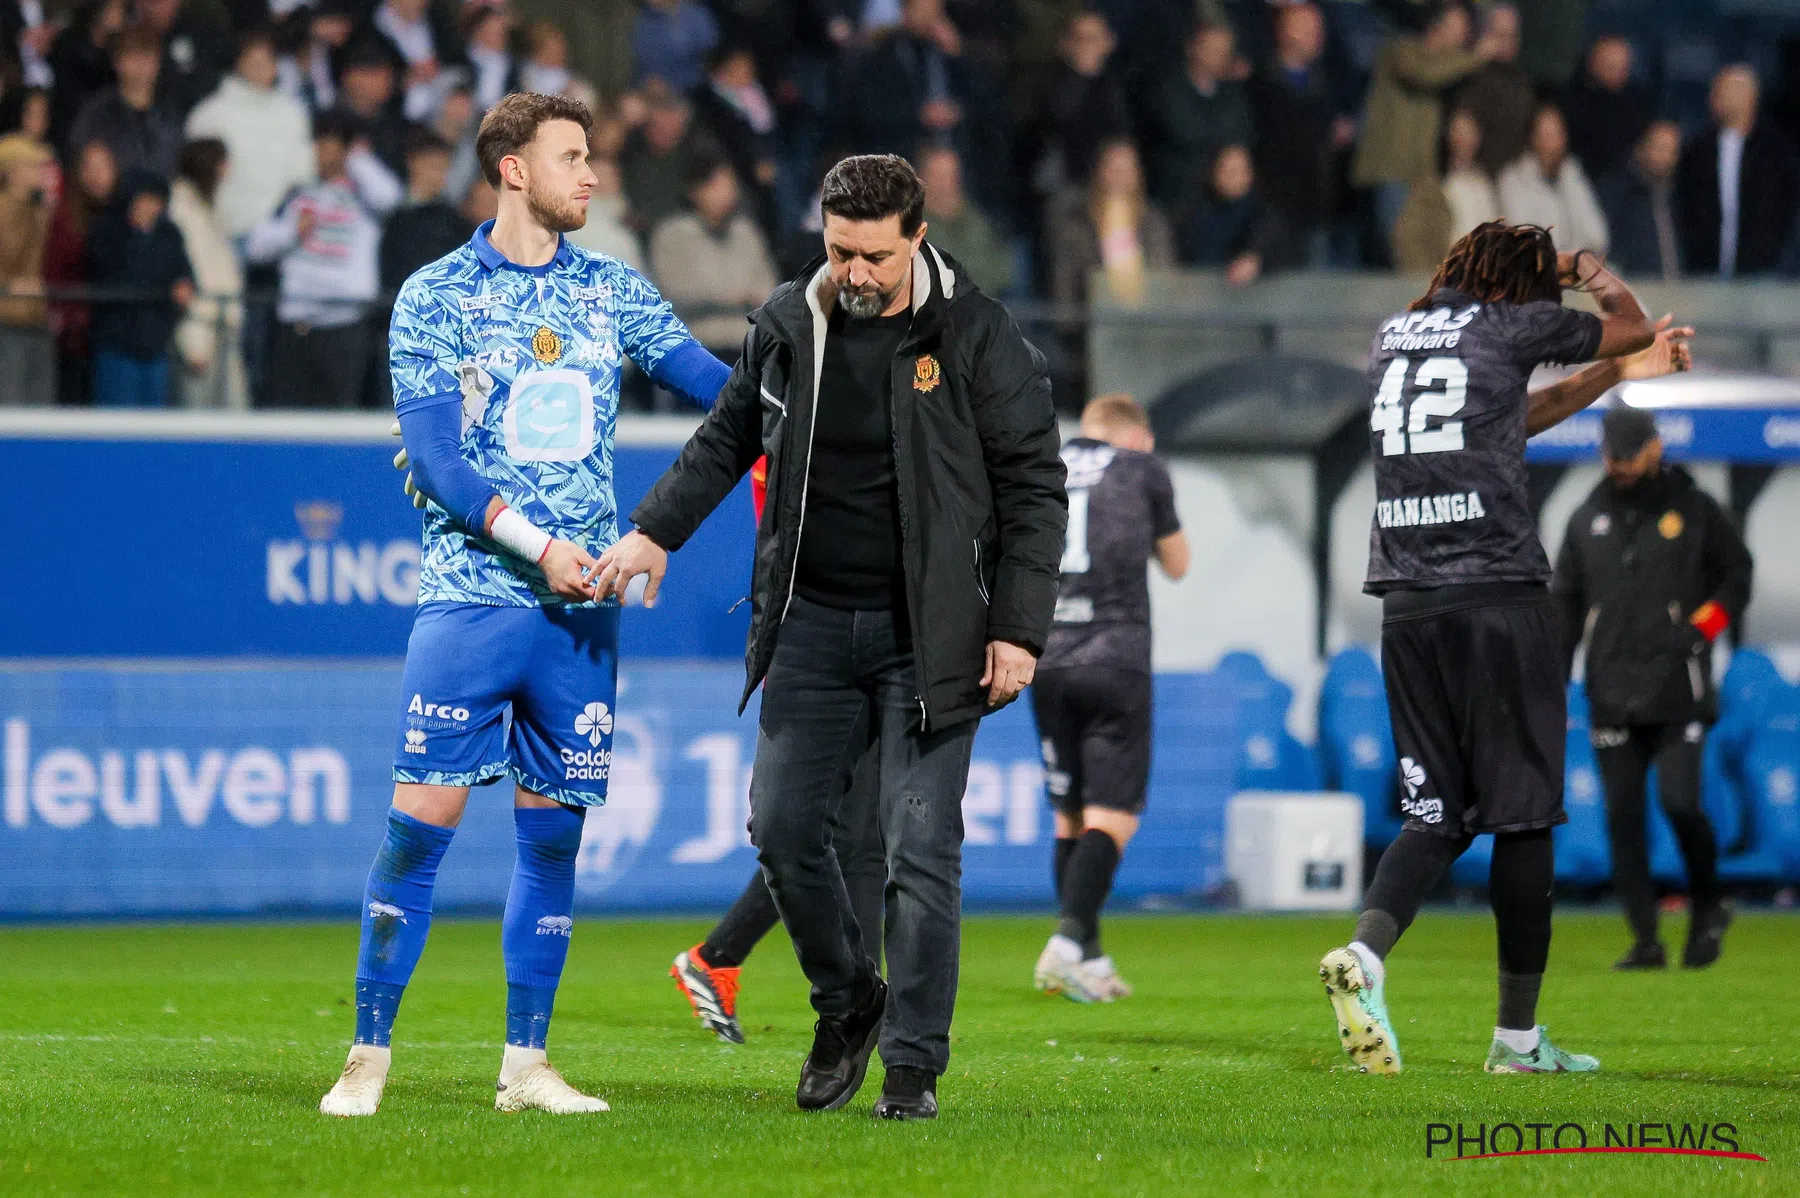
[1041,437,1182,673]
[1363,288,1603,594]
[793,307,912,610]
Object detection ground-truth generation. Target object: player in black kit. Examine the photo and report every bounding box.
[1319,223,1693,1075]
[1030,394,1188,1002]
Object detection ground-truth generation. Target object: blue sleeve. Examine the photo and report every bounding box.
[647,340,732,410]
[398,398,499,535]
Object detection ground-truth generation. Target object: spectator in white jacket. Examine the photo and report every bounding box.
[1497,103,1609,255]
[169,137,247,409]
[184,29,314,239]
[244,111,392,408]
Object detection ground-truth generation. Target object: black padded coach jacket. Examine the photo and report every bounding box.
[630,244,1068,729]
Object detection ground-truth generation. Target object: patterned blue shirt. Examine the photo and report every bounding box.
[390,221,694,607]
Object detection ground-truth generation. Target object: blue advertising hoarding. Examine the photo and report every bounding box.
[0,430,754,659]
[0,662,1241,918]
[1527,406,1800,463]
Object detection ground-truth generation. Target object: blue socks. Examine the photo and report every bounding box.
[501,804,586,1049]
[353,808,456,1046]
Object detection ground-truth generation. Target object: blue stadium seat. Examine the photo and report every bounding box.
[1317,647,1400,848]
[1558,685,1611,886]
[1720,681,1800,884]
[1214,651,1322,792]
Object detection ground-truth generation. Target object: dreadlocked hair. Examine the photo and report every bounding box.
[1410,221,1562,311]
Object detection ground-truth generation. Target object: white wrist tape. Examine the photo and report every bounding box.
[490,506,552,564]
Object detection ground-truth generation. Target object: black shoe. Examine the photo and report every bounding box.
[796,976,887,1112]
[1613,940,1667,971]
[872,1065,938,1120]
[1683,903,1732,969]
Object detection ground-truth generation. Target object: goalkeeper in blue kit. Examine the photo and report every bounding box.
[320,93,729,1117]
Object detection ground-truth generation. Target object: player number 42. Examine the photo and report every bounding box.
[1372,356,1467,456]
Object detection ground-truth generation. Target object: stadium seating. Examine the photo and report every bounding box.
[1316,647,1400,848]
[1557,685,1613,887]
[1214,651,1322,793]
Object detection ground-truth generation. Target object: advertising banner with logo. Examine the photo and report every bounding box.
[1528,406,1800,463]
[0,431,754,659]
[0,663,1240,918]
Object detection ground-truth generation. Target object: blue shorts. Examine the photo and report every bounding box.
[392,601,619,806]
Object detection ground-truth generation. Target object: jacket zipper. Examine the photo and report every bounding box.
[973,539,990,605]
[777,271,831,630]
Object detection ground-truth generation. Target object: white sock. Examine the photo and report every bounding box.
[1493,1025,1540,1054]
[499,1044,547,1085]
[1348,940,1386,986]
[1047,934,1082,963]
[1084,954,1117,976]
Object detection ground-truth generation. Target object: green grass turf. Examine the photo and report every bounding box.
[0,912,1795,1196]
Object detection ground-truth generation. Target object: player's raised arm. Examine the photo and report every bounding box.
[1525,314,1693,435]
[1564,251,1656,359]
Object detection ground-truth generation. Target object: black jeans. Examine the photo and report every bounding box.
[750,596,976,1075]
[1594,722,1720,943]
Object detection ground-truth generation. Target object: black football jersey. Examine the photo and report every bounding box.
[1042,437,1182,672]
[1363,288,1602,594]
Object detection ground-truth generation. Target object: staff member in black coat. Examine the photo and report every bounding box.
[1553,407,1753,971]
[595,154,1066,1121]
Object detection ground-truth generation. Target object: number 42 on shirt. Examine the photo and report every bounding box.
[1372,356,1470,456]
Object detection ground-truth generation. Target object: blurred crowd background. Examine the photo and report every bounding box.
[0,0,1798,411]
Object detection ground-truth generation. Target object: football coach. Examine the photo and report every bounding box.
[593,154,1066,1120]
[1553,406,1752,971]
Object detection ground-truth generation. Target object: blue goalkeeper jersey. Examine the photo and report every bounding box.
[390,220,694,608]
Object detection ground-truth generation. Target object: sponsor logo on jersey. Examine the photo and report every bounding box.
[368,901,407,923]
[404,729,428,755]
[572,284,612,304]
[1684,722,1705,744]
[1053,595,1094,624]
[1590,513,1611,536]
[535,914,573,937]
[1401,795,1444,824]
[459,293,498,313]
[1378,303,1480,352]
[575,702,613,747]
[532,325,563,365]
[1399,756,1427,798]
[1376,491,1487,528]
[1659,510,1684,539]
[913,354,941,392]
[1591,727,1630,749]
[407,695,470,724]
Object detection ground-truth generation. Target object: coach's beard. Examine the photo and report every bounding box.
[838,280,900,320]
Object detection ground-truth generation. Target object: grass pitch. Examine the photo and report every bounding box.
[1,911,1795,1196]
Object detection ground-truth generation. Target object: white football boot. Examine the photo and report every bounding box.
[1034,935,1109,1003]
[494,1046,610,1114]
[1081,955,1134,1000]
[320,1043,391,1116]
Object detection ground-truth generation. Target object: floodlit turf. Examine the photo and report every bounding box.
[1,912,1795,1196]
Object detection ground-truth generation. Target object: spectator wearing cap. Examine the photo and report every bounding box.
[1565,34,1654,184]
[86,168,195,407]
[1598,120,1683,280]
[631,0,718,92]
[333,34,411,180]
[243,111,387,408]
[1453,2,1534,178]
[0,133,56,405]
[688,46,777,233]
[1145,22,1252,210]
[1497,102,1608,255]
[1249,2,1352,267]
[459,1,517,113]
[1353,2,1491,262]
[648,152,775,358]
[168,137,246,408]
[372,0,465,121]
[185,29,315,238]
[916,141,1011,295]
[67,26,184,179]
[1678,64,1800,279]
[136,0,233,118]
[621,86,706,235]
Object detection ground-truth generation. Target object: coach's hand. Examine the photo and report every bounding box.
[982,640,1037,708]
[589,531,668,608]
[541,539,601,603]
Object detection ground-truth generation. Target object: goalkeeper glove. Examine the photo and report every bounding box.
[390,419,427,509]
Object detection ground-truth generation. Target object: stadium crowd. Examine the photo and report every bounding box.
[0,0,1796,410]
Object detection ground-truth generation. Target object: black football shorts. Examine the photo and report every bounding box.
[1029,666,1152,818]
[1380,588,1568,839]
